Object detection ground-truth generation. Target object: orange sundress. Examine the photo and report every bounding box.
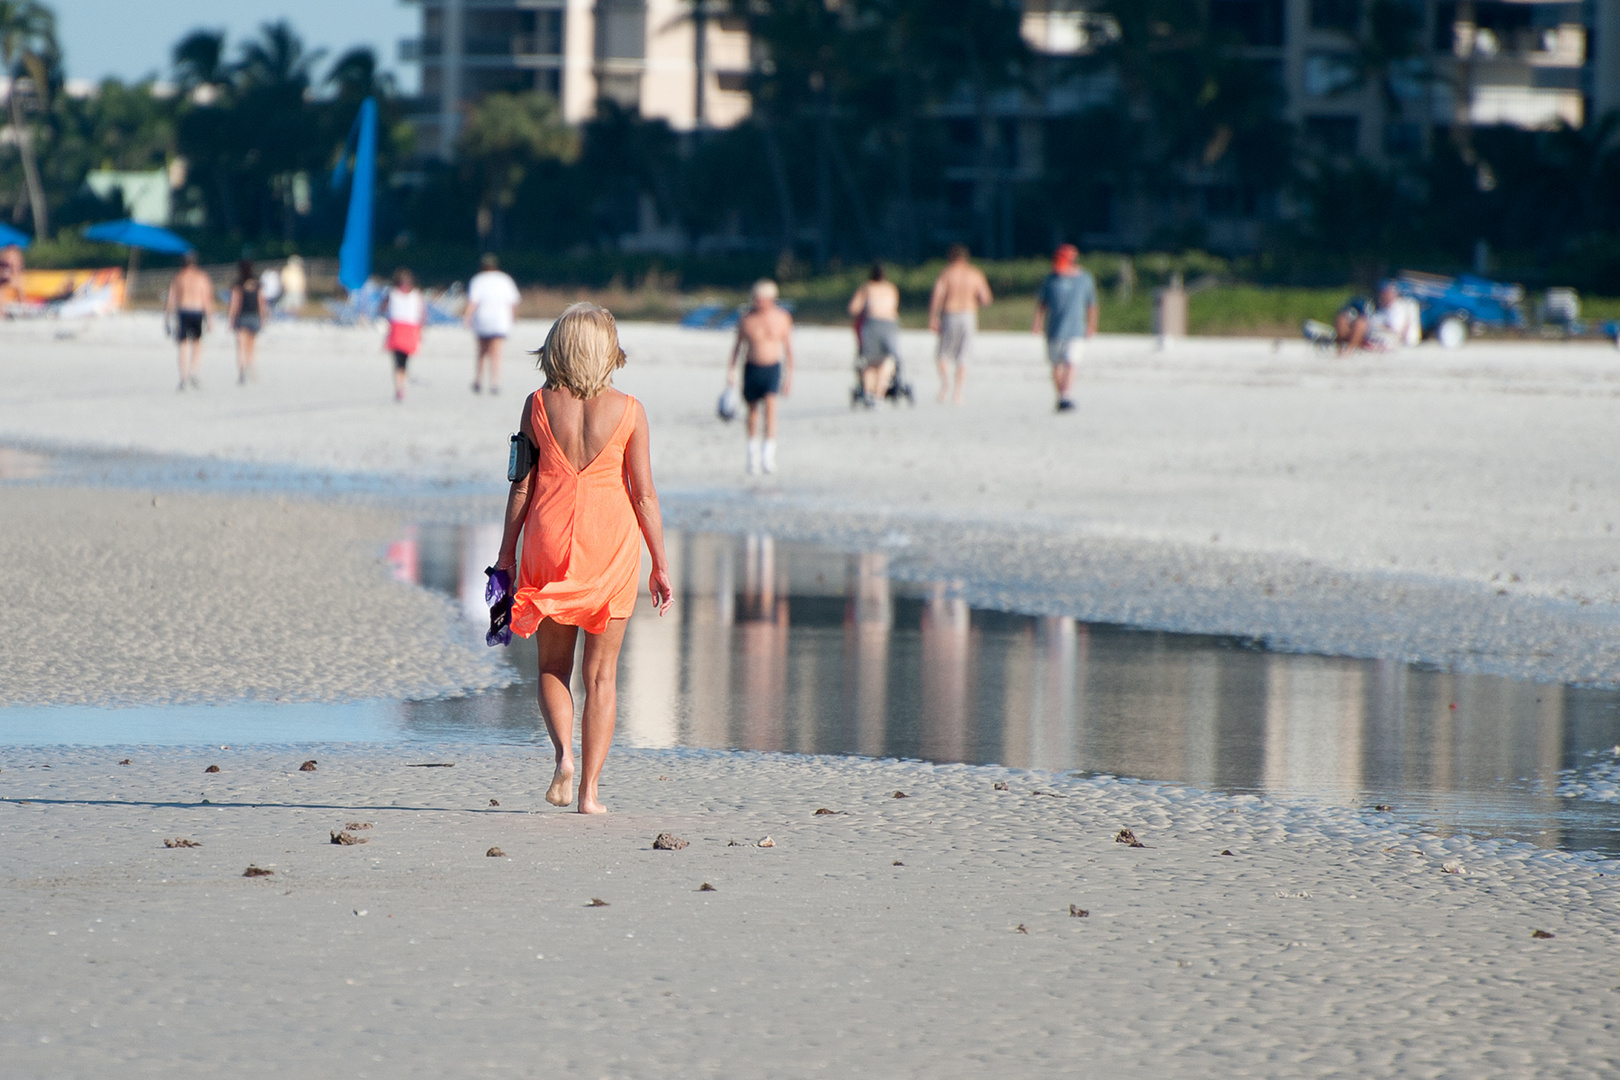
[510,392,643,636]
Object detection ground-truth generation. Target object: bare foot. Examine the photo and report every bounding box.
[576,791,606,815]
[545,762,575,806]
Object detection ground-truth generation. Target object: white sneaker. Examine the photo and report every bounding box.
[747,440,762,475]
[762,440,777,474]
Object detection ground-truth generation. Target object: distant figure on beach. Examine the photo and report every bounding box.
[928,244,993,405]
[848,264,902,408]
[384,268,424,403]
[466,253,521,395]
[494,303,673,813]
[1033,244,1097,413]
[165,252,213,391]
[0,243,23,308]
[1337,281,1421,353]
[280,255,307,314]
[727,279,795,475]
[228,259,268,385]
[258,264,283,311]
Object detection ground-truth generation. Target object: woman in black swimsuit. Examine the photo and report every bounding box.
[229,259,268,384]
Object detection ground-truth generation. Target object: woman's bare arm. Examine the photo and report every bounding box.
[494,396,538,572]
[623,403,672,615]
[228,288,242,324]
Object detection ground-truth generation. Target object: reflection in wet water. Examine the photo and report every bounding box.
[393,525,1620,856]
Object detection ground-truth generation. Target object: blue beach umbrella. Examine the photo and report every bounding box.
[0,221,30,248]
[84,219,193,255]
[84,220,194,309]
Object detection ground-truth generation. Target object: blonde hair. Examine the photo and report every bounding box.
[532,302,626,399]
[752,278,778,304]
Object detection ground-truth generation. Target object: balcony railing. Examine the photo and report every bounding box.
[399,35,562,62]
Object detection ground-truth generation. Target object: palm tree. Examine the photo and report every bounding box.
[0,0,57,240]
[235,21,323,93]
[326,47,394,103]
[459,91,578,247]
[172,29,228,94]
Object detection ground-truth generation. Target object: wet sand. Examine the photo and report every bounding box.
[0,485,506,705]
[2,745,1615,1078]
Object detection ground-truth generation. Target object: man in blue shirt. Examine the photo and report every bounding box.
[1033,244,1098,413]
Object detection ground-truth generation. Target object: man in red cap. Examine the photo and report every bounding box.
[1032,244,1097,413]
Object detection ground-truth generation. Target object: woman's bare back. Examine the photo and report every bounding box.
[536,386,630,471]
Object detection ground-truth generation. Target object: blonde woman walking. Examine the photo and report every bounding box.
[493,303,673,813]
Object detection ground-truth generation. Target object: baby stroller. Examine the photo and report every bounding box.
[848,315,916,409]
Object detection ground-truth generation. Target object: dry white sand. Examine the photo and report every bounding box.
[0,484,506,705]
[2,745,1615,1079]
[4,314,1620,684]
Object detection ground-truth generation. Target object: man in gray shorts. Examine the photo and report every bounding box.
[928,243,993,405]
[1033,244,1098,413]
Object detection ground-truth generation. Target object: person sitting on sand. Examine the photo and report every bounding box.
[493,303,673,813]
[0,243,24,309]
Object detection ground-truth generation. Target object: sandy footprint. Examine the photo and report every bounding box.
[545,763,575,807]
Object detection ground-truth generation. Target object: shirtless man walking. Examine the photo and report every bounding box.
[727,279,795,475]
[928,243,993,405]
[165,251,213,391]
[847,264,902,407]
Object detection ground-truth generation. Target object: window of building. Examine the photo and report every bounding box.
[465,68,541,96]
[1304,51,1359,97]
[715,72,749,94]
[596,0,647,61]
[1309,0,1361,34]
[1383,121,1423,155]
[1304,114,1360,154]
[1209,0,1286,48]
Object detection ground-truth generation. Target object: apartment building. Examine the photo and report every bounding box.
[402,0,751,158]
[1210,0,1620,160]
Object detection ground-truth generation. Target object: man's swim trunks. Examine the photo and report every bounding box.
[743,362,782,404]
[175,310,205,342]
[937,310,975,363]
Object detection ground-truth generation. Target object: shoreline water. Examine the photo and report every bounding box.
[8,439,1620,689]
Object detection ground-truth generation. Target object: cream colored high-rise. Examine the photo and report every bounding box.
[404,0,752,159]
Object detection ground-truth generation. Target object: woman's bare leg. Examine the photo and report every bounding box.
[576,618,629,814]
[535,618,580,806]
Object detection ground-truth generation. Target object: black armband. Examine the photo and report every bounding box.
[508,433,537,482]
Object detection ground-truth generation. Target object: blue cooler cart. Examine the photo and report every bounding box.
[1396,270,1527,348]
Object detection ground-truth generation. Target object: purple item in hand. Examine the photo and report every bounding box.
[484,566,513,647]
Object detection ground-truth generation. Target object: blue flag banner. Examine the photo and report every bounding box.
[333,97,377,293]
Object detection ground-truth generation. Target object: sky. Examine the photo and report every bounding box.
[48,0,419,92]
